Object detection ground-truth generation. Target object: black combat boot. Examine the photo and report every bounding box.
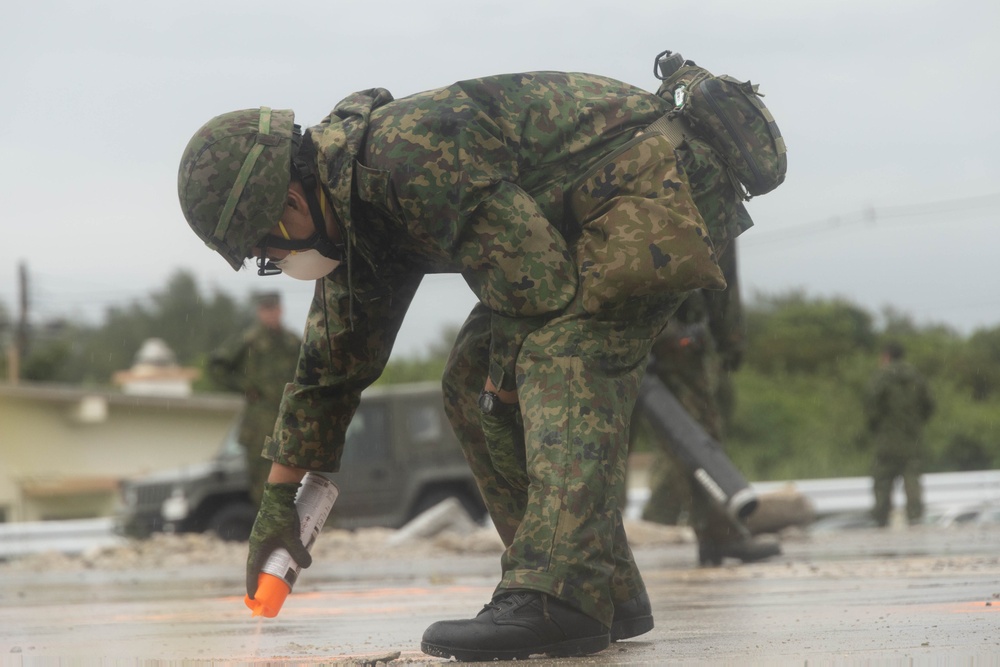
[610,591,654,641]
[698,538,782,566]
[421,590,610,661]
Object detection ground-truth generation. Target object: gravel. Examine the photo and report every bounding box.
[0,520,692,572]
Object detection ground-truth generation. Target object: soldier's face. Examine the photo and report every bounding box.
[257,304,283,329]
[251,189,315,262]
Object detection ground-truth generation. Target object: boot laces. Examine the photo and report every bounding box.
[484,591,551,621]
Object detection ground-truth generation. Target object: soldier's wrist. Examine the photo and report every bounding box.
[267,462,308,484]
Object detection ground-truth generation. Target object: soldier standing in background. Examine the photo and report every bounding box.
[632,245,780,565]
[864,341,935,527]
[208,292,301,506]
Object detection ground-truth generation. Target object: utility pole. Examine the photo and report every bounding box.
[9,262,29,383]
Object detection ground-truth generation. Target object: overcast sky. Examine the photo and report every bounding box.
[3,0,998,359]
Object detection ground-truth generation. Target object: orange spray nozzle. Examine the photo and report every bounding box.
[244,573,291,618]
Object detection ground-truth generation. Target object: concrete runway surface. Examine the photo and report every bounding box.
[2,524,999,665]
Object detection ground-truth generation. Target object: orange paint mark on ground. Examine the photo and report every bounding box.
[301,584,488,601]
[946,601,1000,614]
[218,584,493,620]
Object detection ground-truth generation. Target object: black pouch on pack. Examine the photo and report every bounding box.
[653,49,787,199]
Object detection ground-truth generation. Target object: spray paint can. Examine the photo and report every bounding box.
[244,472,339,618]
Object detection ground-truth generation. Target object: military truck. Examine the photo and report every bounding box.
[115,381,487,541]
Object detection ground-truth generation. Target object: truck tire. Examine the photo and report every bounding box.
[207,502,257,541]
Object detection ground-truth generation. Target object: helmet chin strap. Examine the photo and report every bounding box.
[302,187,344,261]
[255,186,344,274]
[287,126,342,261]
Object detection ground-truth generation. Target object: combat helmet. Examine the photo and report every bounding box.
[177,107,298,271]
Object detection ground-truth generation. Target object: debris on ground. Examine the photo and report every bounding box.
[746,487,816,535]
[0,518,690,572]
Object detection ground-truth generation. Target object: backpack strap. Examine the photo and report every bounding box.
[644,112,752,201]
[643,112,693,149]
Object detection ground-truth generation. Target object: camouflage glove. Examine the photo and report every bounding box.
[245,481,313,598]
[480,410,529,492]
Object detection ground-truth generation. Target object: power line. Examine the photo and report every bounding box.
[740,191,1000,247]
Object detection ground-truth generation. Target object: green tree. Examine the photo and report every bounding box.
[952,325,1000,401]
[375,324,460,386]
[21,320,82,383]
[12,276,1000,479]
[879,307,964,381]
[145,272,250,364]
[727,367,871,480]
[728,293,1000,479]
[744,291,876,376]
[17,270,255,386]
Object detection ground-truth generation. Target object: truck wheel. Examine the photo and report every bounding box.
[208,503,257,541]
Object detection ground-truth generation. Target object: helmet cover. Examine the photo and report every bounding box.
[177,107,296,270]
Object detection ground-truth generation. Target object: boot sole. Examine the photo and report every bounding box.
[611,614,654,641]
[421,633,610,661]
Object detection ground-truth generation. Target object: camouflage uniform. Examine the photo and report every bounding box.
[209,313,300,505]
[631,245,745,546]
[864,354,935,526]
[246,72,750,627]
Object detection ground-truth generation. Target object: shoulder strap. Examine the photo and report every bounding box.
[644,112,694,149]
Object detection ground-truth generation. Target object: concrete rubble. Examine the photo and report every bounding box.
[0,512,692,573]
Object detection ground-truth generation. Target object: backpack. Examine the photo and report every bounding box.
[651,49,787,200]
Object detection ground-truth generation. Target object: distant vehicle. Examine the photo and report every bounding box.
[115,382,487,541]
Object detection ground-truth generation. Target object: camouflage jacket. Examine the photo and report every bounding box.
[265,72,718,471]
[864,360,935,455]
[208,323,301,447]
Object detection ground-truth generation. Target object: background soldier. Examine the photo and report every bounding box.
[632,245,780,565]
[864,341,935,527]
[178,69,762,661]
[208,292,300,506]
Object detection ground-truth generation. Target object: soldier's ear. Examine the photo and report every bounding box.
[285,182,308,212]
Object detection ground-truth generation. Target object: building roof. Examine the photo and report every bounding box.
[0,382,243,413]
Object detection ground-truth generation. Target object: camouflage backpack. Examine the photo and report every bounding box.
[651,49,787,200]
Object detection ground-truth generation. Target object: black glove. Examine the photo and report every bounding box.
[246,481,313,598]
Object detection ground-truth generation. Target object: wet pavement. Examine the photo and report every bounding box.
[2,524,1000,665]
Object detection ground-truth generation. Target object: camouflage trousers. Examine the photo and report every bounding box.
[444,303,672,627]
[442,134,721,626]
[872,452,923,526]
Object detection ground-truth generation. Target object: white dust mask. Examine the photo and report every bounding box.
[274,249,341,281]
